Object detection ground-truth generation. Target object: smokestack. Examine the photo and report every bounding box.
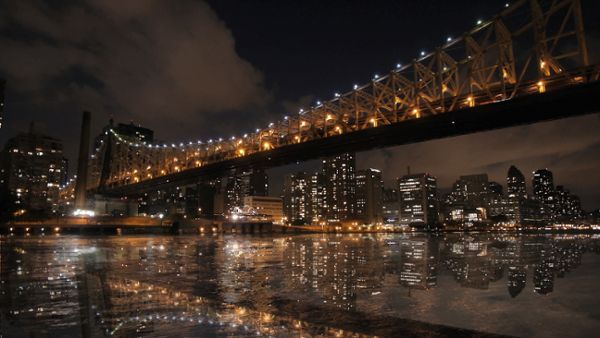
[74,111,91,210]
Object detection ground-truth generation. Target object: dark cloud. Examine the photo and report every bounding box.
[0,0,271,139]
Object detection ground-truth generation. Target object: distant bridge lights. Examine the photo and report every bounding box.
[262,141,273,151]
[537,80,546,93]
[466,95,475,107]
[412,108,420,118]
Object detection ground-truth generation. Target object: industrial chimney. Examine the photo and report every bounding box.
[74,111,91,210]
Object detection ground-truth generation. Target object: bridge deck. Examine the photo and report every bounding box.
[102,80,600,196]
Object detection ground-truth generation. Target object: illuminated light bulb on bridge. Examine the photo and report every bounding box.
[334,92,340,97]
[262,141,272,150]
[195,160,201,167]
[208,139,213,143]
[218,137,223,142]
[316,101,322,105]
[325,114,334,121]
[369,117,377,126]
[477,19,483,25]
[179,142,184,147]
[537,80,546,93]
[294,135,301,142]
[447,37,452,42]
[505,3,510,8]
[300,121,307,127]
[420,51,426,56]
[243,133,248,138]
[412,108,420,118]
[237,148,246,156]
[373,74,379,80]
[334,126,342,134]
[284,116,288,120]
[466,95,475,107]
[171,143,176,147]
[396,63,402,69]
[353,84,359,90]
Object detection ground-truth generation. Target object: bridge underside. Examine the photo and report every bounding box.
[101,81,600,196]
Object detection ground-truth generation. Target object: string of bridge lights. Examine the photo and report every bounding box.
[104,2,512,153]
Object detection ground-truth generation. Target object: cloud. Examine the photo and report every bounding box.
[0,0,271,138]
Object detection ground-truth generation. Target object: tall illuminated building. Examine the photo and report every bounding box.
[0,124,68,215]
[224,169,268,211]
[398,173,439,229]
[532,169,555,220]
[355,168,384,224]
[283,171,311,224]
[321,153,356,221]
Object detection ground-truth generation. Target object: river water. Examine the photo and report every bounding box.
[1,233,599,337]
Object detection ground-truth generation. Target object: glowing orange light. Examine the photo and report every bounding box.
[537,80,546,93]
[466,95,475,107]
[262,141,272,151]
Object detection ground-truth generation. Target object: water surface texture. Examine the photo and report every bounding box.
[1,233,599,337]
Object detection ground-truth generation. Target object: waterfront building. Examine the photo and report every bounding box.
[309,172,327,222]
[532,169,556,220]
[283,171,311,224]
[321,153,356,221]
[448,174,490,209]
[0,125,68,216]
[398,173,439,229]
[382,188,400,224]
[243,196,284,223]
[355,168,384,224]
[225,169,268,211]
[554,185,583,221]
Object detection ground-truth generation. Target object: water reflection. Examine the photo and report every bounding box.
[1,233,600,337]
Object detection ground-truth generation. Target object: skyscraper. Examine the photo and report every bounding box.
[224,168,268,211]
[322,153,356,221]
[0,125,68,215]
[398,173,439,229]
[355,168,384,224]
[507,165,527,200]
[283,171,312,224]
[532,169,555,220]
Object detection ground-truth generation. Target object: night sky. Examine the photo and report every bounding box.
[1,0,599,209]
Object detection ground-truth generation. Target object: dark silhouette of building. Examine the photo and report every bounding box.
[0,124,68,216]
[507,165,527,200]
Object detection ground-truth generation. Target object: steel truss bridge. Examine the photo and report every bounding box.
[83,0,599,196]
